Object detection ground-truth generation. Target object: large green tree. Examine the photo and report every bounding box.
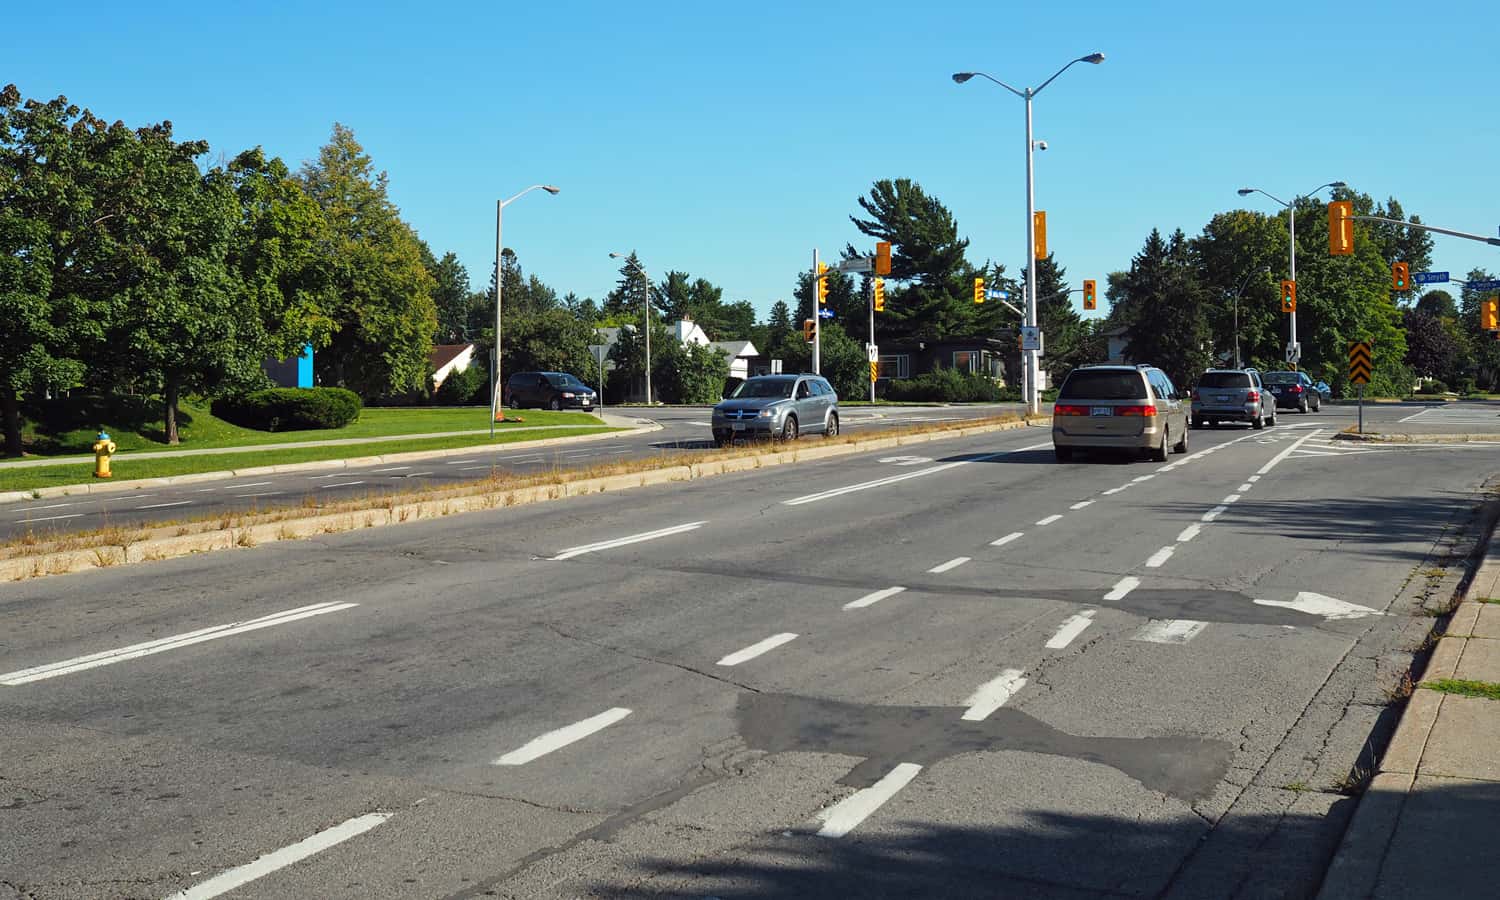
[426,249,471,342]
[1022,254,1086,383]
[1120,229,1212,385]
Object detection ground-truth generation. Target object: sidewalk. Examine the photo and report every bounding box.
[1319,507,1500,899]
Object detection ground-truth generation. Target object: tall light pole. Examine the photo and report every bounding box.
[954,51,1105,416]
[1235,182,1345,369]
[610,252,655,405]
[1230,266,1272,369]
[492,184,560,436]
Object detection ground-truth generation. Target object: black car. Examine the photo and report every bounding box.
[1261,370,1323,412]
[504,371,597,410]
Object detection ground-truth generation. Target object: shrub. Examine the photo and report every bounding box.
[434,364,486,406]
[212,387,362,431]
[882,368,1004,402]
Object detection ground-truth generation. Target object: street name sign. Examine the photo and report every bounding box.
[818,308,835,319]
[1470,279,1500,292]
[1412,271,1449,284]
[838,256,873,274]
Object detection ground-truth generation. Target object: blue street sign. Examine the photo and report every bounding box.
[1471,279,1500,291]
[1411,271,1449,285]
[818,308,835,319]
[986,289,1011,300]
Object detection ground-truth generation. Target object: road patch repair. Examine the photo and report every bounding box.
[0,415,1047,583]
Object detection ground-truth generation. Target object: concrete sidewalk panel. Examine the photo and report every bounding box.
[1379,690,1443,776]
[1446,601,1481,637]
[1421,636,1466,682]
[1417,694,1500,780]
[1451,636,1500,683]
[1472,605,1500,638]
[1372,775,1500,899]
[1315,772,1412,900]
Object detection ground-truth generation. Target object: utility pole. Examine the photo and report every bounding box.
[812,248,821,375]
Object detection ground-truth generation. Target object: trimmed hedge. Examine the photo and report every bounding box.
[212,388,362,432]
[882,368,1005,403]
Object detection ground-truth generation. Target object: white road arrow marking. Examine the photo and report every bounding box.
[1253,591,1381,620]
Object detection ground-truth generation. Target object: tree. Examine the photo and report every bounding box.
[1403,309,1456,382]
[297,123,437,398]
[654,340,731,404]
[1022,254,1085,383]
[1191,209,1285,368]
[601,252,654,321]
[501,307,597,378]
[427,250,471,342]
[1120,229,1212,385]
[1416,290,1458,319]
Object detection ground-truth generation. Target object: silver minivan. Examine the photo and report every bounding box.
[711,374,839,446]
[1052,365,1189,462]
[1190,368,1277,430]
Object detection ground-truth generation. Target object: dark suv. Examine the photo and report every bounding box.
[1261,370,1323,413]
[504,371,597,410]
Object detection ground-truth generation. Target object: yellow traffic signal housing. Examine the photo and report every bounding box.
[874,241,892,276]
[1328,201,1354,255]
[1280,280,1297,313]
[873,278,886,312]
[816,262,829,304]
[1082,279,1097,310]
[973,277,985,304]
[1392,262,1410,291]
[1033,211,1047,259]
[803,318,815,343]
[1483,297,1499,331]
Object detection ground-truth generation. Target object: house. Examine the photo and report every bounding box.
[428,343,477,390]
[1103,325,1130,364]
[590,319,758,400]
[875,337,1011,387]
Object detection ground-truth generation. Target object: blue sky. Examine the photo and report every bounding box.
[8,0,1497,321]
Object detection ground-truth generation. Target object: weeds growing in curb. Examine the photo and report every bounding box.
[1422,678,1500,701]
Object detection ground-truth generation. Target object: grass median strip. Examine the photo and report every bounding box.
[1422,678,1500,701]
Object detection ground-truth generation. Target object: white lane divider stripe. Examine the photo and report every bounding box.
[1046,610,1096,649]
[138,500,192,510]
[1202,505,1229,522]
[1070,501,1095,510]
[784,442,1053,506]
[494,707,632,765]
[13,513,83,523]
[370,466,411,473]
[1133,619,1208,644]
[167,812,392,900]
[1238,483,1253,492]
[1132,475,1156,483]
[815,763,923,838]
[1247,475,1261,482]
[1145,546,1175,568]
[1104,577,1140,601]
[1256,429,1323,476]
[1177,524,1203,543]
[1102,487,1126,496]
[1036,514,1063,526]
[16,502,73,512]
[845,587,906,610]
[235,491,283,498]
[233,482,273,489]
[1223,494,1242,504]
[551,521,707,561]
[444,459,479,465]
[928,556,971,574]
[320,481,366,489]
[0,602,358,686]
[961,669,1027,721]
[990,532,1024,547]
[717,633,799,666]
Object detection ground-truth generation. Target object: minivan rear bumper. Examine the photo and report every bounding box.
[1192,402,1256,422]
[1052,423,1161,450]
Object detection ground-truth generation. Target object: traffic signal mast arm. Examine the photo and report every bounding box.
[1351,215,1500,248]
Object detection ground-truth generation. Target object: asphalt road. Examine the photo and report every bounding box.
[0,404,1022,542]
[1,403,1495,898]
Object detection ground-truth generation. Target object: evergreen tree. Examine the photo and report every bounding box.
[1022,254,1084,384]
[1120,229,1212,385]
[427,250,471,342]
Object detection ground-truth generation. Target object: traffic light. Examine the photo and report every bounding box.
[1082,279,1097,310]
[1033,211,1047,259]
[1280,279,1297,313]
[1328,201,1354,255]
[1483,297,1499,331]
[973,277,985,304]
[1392,262,1410,291]
[874,241,892,276]
[873,278,885,312]
[803,318,815,343]
[817,262,829,304]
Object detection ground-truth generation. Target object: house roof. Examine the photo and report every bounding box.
[428,343,474,372]
[711,340,759,358]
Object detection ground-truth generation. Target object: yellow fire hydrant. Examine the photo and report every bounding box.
[92,430,116,479]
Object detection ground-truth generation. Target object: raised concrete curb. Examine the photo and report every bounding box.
[1333,431,1500,444]
[0,417,1049,583]
[0,424,653,507]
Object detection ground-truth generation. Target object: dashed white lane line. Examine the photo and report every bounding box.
[14,502,72,512]
[845,587,906,610]
[0,602,359,686]
[195,488,217,493]
[234,491,283,498]
[168,812,392,900]
[403,472,435,478]
[1132,475,1156,483]
[444,459,479,465]
[717,633,799,666]
[1238,483,1253,492]
[1036,514,1064,526]
[1070,501,1095,510]
[1223,494,1242,503]
[784,442,1053,506]
[13,513,83,523]
[493,707,632,766]
[991,532,1024,547]
[1145,546,1175,568]
[307,473,342,479]
[458,465,496,471]
[961,669,1027,721]
[1104,577,1140,601]
[928,556,971,574]
[1248,475,1261,482]
[1102,487,1126,496]
[320,481,366,489]
[551,521,707,561]
[1177,524,1203,543]
[1202,505,1229,522]
[1046,610,1096,649]
[137,500,192,510]
[232,482,274,489]
[370,466,411,473]
[815,762,923,838]
[1132,619,1208,644]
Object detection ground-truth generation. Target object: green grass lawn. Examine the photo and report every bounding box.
[18,396,599,456]
[0,427,623,493]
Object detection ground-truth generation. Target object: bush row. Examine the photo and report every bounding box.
[212,387,362,431]
[882,368,1006,403]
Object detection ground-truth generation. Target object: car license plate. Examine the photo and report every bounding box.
[1218,394,1233,403]
[732,423,746,431]
[1091,406,1112,416]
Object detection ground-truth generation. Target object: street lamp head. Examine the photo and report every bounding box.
[609,252,624,259]
[1237,188,1255,196]
[951,72,975,84]
[1081,52,1105,64]
[542,185,561,194]
[1329,181,1347,189]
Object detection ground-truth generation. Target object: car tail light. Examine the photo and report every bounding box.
[1247,390,1259,402]
[1290,385,1303,394]
[1054,404,1089,416]
[1115,405,1157,416]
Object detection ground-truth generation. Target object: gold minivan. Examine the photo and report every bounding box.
[1052,365,1190,462]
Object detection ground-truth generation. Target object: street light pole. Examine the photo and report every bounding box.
[610,252,655,405]
[1231,266,1271,369]
[1236,182,1344,370]
[491,184,560,437]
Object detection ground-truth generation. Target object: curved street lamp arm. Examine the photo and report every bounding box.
[501,184,561,208]
[1238,187,1290,208]
[1034,56,1090,96]
[958,71,1025,98]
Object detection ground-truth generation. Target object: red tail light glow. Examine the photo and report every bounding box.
[1054,404,1089,416]
[1247,390,1259,402]
[1290,385,1304,393]
[1114,405,1158,417]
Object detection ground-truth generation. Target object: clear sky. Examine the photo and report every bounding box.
[7,0,1497,321]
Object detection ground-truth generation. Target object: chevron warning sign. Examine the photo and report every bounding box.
[1348,341,1372,386]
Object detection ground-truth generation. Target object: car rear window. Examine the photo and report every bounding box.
[1198,372,1252,388]
[1261,372,1297,384]
[1059,370,1148,400]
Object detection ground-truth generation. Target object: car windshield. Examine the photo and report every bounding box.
[548,374,586,388]
[1261,372,1298,384]
[731,379,795,399]
[1059,370,1148,400]
[1198,372,1252,388]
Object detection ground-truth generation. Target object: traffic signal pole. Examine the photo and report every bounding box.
[868,279,876,402]
[1023,89,1039,415]
[812,248,821,375]
[1287,204,1298,370]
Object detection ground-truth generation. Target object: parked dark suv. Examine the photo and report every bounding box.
[1261,370,1323,413]
[504,371,597,410]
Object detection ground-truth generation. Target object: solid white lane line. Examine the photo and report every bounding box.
[784,442,1053,506]
[1104,577,1140,601]
[1202,505,1229,522]
[458,465,494,471]
[815,763,923,838]
[235,491,283,498]
[990,532,1024,547]
[1070,501,1095,510]
[168,812,392,900]
[1256,429,1323,476]
[233,482,273,489]
[444,459,479,465]
[1132,619,1208,644]
[493,707,632,766]
[717,633,799,666]
[137,500,192,510]
[845,587,906,610]
[1177,524,1203,543]
[13,513,83,523]
[1145,546,1175,568]
[1397,408,1433,423]
[1132,475,1156,483]
[1046,610,1096,649]
[370,466,411,473]
[551,521,707,561]
[961,669,1027,721]
[1238,483,1253,492]
[307,473,342,479]
[928,556,971,574]
[15,502,72,512]
[0,602,358,686]
[1036,514,1063,526]
[320,481,365,489]
[1223,494,1242,504]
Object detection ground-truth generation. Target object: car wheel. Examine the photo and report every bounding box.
[1191,417,1203,430]
[549,398,562,411]
[1174,425,1188,454]
[1314,397,1322,412]
[824,412,839,438]
[1054,446,1073,462]
[1298,398,1309,414]
[779,416,799,442]
[1253,414,1264,430]
[1268,410,1277,426]
[1152,427,1170,462]
[713,434,729,448]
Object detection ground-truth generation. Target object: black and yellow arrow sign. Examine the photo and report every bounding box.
[1348,341,1372,385]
